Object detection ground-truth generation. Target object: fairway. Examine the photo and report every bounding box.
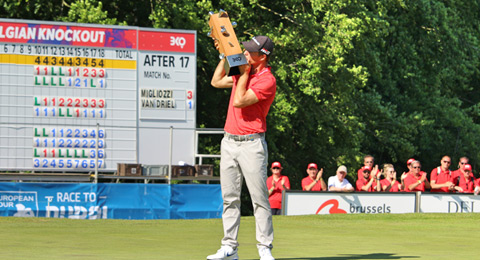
[1,213,478,260]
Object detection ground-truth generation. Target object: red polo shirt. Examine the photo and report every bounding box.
[267,175,290,209]
[456,175,475,193]
[302,177,323,191]
[356,177,378,192]
[380,179,401,192]
[430,167,454,193]
[403,173,426,192]
[224,67,276,135]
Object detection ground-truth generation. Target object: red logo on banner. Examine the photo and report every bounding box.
[316,199,347,214]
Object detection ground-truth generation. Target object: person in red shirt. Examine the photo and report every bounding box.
[400,158,415,187]
[357,155,375,181]
[403,160,431,192]
[356,165,380,192]
[430,155,455,193]
[451,156,470,183]
[266,162,290,215]
[301,163,327,191]
[208,35,276,260]
[406,158,415,172]
[380,164,402,192]
[475,178,480,195]
[454,164,476,193]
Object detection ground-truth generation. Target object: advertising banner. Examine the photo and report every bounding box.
[0,183,222,219]
[283,191,416,215]
[420,193,480,213]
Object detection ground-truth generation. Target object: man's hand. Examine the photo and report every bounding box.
[316,168,324,181]
[238,63,251,76]
[420,173,427,182]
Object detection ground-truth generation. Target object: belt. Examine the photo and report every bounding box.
[224,132,264,142]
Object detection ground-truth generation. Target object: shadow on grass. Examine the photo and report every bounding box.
[267,253,420,260]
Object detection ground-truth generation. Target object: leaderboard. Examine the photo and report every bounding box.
[0,19,197,171]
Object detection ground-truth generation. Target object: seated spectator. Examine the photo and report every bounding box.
[430,155,455,193]
[328,165,354,192]
[356,165,381,192]
[301,163,326,191]
[403,160,431,192]
[267,161,290,215]
[357,155,375,181]
[454,164,476,193]
[380,164,402,192]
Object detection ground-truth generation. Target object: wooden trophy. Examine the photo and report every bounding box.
[208,9,248,76]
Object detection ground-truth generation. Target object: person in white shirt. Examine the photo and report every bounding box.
[328,165,354,192]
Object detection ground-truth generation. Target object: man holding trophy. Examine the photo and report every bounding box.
[206,10,277,260]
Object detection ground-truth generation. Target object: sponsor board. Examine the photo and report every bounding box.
[0,183,222,219]
[283,191,416,215]
[420,194,480,213]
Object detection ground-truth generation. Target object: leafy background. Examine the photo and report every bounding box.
[2,0,480,214]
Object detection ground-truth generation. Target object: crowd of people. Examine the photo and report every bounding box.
[267,155,480,215]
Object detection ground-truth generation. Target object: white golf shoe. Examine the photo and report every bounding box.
[206,245,239,260]
[258,246,275,260]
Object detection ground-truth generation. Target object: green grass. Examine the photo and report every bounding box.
[0,213,479,259]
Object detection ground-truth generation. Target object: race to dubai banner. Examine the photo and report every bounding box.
[0,183,222,220]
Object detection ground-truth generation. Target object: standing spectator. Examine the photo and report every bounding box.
[357,155,375,181]
[401,158,416,187]
[356,165,381,192]
[454,164,476,193]
[430,155,455,193]
[380,164,402,192]
[301,163,326,191]
[452,157,470,182]
[267,162,290,215]
[328,165,354,192]
[403,160,431,192]
[207,35,276,260]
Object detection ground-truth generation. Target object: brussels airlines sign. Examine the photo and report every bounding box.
[283,191,416,215]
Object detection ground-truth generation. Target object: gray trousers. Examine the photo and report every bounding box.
[220,134,274,249]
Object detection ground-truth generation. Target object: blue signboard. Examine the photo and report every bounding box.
[0,183,222,220]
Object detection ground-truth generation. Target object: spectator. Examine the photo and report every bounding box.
[400,158,416,188]
[430,155,455,193]
[406,158,415,172]
[475,178,480,195]
[452,156,470,182]
[301,163,326,191]
[403,160,431,192]
[357,155,375,181]
[328,165,354,192]
[356,165,381,192]
[380,164,403,192]
[267,162,290,215]
[454,164,476,193]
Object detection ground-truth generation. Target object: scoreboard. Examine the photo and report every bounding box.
[0,19,197,172]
